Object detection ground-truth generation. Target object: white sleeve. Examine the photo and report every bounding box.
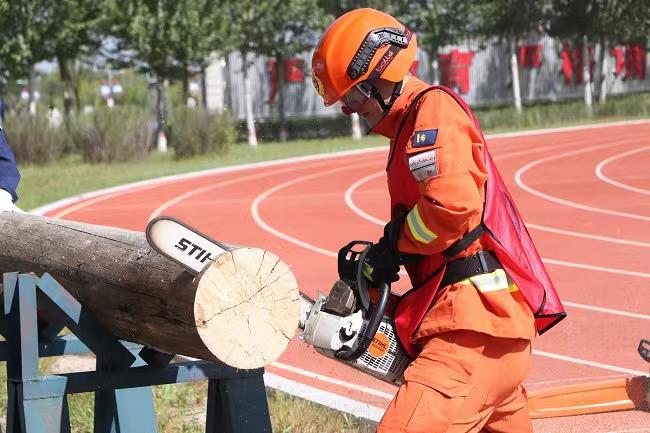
[0,188,22,212]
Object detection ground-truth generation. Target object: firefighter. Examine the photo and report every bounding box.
[0,127,22,213]
[312,8,541,433]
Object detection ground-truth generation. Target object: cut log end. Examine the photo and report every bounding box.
[194,247,299,369]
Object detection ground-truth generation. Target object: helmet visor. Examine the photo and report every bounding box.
[340,82,374,113]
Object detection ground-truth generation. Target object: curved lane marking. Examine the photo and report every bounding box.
[532,350,648,377]
[146,156,376,220]
[38,146,389,218]
[515,140,650,222]
[251,161,382,259]
[595,145,650,196]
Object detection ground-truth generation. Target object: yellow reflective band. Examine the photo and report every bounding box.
[468,269,509,293]
[406,205,438,244]
[508,281,520,292]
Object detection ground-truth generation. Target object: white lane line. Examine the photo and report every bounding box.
[264,372,385,422]
[563,301,650,320]
[525,223,650,248]
[595,145,650,196]
[514,140,650,222]
[485,119,650,141]
[607,429,650,433]
[532,350,648,377]
[542,257,650,278]
[252,161,380,259]
[271,362,395,400]
[344,171,386,226]
[146,157,358,220]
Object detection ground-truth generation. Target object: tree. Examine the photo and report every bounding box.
[230,0,331,142]
[473,0,551,112]
[43,1,102,114]
[0,1,49,107]
[103,0,232,147]
[402,0,474,85]
[588,1,650,103]
[0,1,101,115]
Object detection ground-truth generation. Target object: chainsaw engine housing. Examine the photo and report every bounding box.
[300,280,411,385]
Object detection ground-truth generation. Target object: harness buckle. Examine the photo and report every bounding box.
[477,250,489,273]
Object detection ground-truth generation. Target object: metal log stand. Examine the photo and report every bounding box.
[0,272,273,433]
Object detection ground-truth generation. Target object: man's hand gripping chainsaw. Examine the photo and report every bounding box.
[298,241,416,384]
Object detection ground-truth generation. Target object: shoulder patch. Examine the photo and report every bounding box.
[408,149,438,181]
[412,129,438,148]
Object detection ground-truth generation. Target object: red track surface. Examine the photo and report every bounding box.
[43,122,650,432]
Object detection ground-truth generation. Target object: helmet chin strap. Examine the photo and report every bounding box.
[361,80,404,136]
[375,80,404,116]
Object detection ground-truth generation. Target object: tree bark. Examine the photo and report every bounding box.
[242,51,258,146]
[510,37,522,113]
[58,56,74,115]
[598,39,608,104]
[277,55,288,142]
[0,213,299,369]
[582,35,593,112]
[200,64,208,109]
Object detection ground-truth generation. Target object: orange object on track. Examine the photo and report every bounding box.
[527,376,649,418]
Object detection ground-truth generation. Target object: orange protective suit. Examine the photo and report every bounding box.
[372,77,536,433]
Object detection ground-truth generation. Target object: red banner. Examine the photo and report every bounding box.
[438,50,475,94]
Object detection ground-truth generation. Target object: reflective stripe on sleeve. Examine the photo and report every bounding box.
[406,205,438,244]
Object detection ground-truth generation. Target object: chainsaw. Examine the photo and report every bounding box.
[298,240,413,385]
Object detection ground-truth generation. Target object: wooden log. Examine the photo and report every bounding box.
[0,212,299,369]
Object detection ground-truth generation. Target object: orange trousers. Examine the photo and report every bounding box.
[377,330,532,433]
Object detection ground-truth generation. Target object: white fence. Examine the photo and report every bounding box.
[205,35,650,120]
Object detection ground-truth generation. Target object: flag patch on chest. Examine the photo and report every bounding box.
[408,149,438,181]
[412,129,438,147]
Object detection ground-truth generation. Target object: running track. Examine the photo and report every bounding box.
[35,120,650,432]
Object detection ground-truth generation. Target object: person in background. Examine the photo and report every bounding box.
[0,127,22,212]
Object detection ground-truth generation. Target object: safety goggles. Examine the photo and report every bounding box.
[339,81,378,113]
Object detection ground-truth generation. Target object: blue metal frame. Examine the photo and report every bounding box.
[0,272,273,433]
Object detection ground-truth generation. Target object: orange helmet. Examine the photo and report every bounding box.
[312,8,417,107]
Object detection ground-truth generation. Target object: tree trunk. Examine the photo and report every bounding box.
[243,51,258,146]
[582,35,593,112]
[156,80,168,152]
[58,56,74,115]
[598,39,608,104]
[510,37,522,113]
[431,49,440,86]
[351,113,362,140]
[200,64,208,109]
[0,213,299,369]
[277,55,288,142]
[27,72,36,115]
[181,65,190,107]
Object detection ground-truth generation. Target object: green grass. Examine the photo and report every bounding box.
[18,135,386,211]
[474,91,650,133]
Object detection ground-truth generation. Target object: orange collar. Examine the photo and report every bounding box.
[371,77,432,140]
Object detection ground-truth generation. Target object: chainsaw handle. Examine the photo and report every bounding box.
[335,281,390,361]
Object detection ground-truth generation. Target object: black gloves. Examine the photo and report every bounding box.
[361,213,407,284]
